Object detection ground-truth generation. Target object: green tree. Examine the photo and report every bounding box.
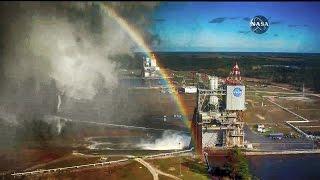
[226,147,252,180]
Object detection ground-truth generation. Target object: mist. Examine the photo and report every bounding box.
[0,2,163,144]
[1,2,133,101]
[137,130,191,150]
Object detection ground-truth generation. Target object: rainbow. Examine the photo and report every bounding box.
[99,3,191,128]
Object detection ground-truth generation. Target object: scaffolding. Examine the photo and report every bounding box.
[192,63,245,155]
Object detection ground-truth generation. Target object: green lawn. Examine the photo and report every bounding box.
[148,156,210,180]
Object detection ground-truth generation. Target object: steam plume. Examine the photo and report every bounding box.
[138,131,191,150]
[0,2,159,113]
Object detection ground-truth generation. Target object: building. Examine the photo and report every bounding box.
[269,133,284,140]
[142,54,163,87]
[142,54,161,78]
[179,86,197,94]
[257,124,266,133]
[192,62,245,155]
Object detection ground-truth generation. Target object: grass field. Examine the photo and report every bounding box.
[21,156,210,180]
[244,80,320,136]
[27,160,152,180]
[147,156,209,180]
[25,154,126,171]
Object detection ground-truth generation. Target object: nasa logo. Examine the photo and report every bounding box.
[250,15,269,34]
[233,87,242,97]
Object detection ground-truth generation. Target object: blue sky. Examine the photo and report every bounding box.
[150,2,320,53]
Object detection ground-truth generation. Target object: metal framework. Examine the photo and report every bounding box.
[196,88,226,112]
[193,63,245,155]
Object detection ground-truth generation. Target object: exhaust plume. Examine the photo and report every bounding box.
[137,130,191,150]
[0,2,159,113]
[0,2,168,145]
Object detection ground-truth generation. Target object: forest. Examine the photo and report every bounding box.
[111,52,320,92]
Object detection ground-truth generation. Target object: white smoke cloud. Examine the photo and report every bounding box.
[137,130,191,150]
[0,107,18,126]
[0,2,169,148]
[42,115,70,135]
[1,2,144,101]
[27,15,121,100]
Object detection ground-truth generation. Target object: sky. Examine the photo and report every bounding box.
[150,2,320,53]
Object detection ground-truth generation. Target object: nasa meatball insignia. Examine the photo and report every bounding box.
[250,15,269,34]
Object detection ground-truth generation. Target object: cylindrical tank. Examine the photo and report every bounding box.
[144,72,150,77]
[209,76,219,106]
[209,76,219,90]
[209,96,219,105]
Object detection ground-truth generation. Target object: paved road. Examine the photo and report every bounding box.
[265,97,320,140]
[247,85,320,99]
[11,158,129,177]
[266,98,309,122]
[135,158,182,180]
[247,91,301,94]
[245,149,320,156]
[136,158,158,180]
[244,125,314,151]
[11,148,193,177]
[49,115,189,133]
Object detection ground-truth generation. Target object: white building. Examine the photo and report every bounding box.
[257,124,266,133]
[226,85,246,110]
[181,86,197,94]
[142,54,161,78]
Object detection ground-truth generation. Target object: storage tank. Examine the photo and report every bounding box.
[209,96,219,106]
[209,76,219,90]
[144,72,150,77]
[209,76,219,105]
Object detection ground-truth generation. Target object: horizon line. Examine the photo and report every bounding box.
[133,51,320,54]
